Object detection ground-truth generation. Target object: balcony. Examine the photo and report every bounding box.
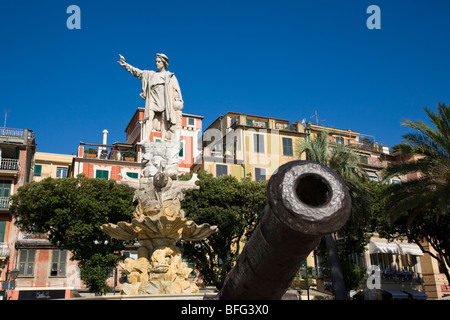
[0,197,10,210]
[0,158,20,177]
[0,127,25,138]
[0,127,35,145]
[0,158,19,171]
[79,143,137,162]
[0,242,9,259]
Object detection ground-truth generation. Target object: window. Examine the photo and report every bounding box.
[0,220,6,242]
[95,170,109,180]
[282,137,293,156]
[359,156,369,165]
[216,164,228,177]
[19,249,36,276]
[390,177,401,184]
[188,118,195,126]
[335,136,345,145]
[254,134,265,153]
[368,174,379,182]
[255,168,266,182]
[126,172,139,179]
[56,167,67,178]
[34,164,42,177]
[0,180,11,203]
[50,250,67,277]
[179,141,185,158]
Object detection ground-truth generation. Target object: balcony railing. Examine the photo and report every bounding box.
[0,197,10,209]
[0,127,25,138]
[0,158,19,171]
[0,242,9,258]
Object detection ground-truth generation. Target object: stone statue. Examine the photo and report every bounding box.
[105,52,217,296]
[118,53,184,142]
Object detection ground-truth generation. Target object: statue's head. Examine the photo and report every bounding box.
[155,53,169,70]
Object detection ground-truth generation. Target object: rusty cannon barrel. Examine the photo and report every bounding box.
[220,160,352,300]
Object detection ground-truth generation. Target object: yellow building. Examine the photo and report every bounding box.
[193,112,307,181]
[420,242,450,299]
[193,112,436,300]
[33,152,75,181]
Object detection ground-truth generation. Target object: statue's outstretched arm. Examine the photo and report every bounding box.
[118,54,143,80]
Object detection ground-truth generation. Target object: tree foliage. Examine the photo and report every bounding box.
[180,171,267,290]
[381,103,450,283]
[383,103,450,223]
[10,175,135,294]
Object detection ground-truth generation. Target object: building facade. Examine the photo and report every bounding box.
[192,112,306,180]
[193,112,434,300]
[4,109,203,299]
[7,151,80,300]
[71,108,203,180]
[0,128,36,300]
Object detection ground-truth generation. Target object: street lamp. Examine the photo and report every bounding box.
[9,268,19,281]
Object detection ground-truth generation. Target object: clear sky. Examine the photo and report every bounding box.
[1,0,450,155]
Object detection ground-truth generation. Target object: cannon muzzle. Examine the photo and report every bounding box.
[220,160,351,300]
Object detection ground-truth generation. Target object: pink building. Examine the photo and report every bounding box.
[0,128,37,300]
[71,108,203,179]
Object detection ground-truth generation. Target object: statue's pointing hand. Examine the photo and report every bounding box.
[118,54,127,66]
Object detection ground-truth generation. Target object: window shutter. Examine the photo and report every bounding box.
[282,137,293,156]
[179,142,184,157]
[19,250,27,275]
[254,134,265,153]
[34,165,42,177]
[96,170,109,180]
[0,221,6,242]
[59,250,67,276]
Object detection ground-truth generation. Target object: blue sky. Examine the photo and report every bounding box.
[1,0,450,155]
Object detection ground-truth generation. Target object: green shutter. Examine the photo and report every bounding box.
[96,170,109,180]
[179,142,184,157]
[0,221,6,242]
[126,172,139,179]
[34,165,42,177]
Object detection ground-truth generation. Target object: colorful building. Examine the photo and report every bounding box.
[192,111,306,180]
[71,108,203,179]
[3,109,203,299]
[193,111,433,300]
[0,127,36,300]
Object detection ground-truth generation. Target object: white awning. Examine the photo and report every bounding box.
[369,238,401,254]
[369,238,424,256]
[397,242,424,256]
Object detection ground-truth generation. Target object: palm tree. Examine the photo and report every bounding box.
[383,103,450,282]
[383,103,450,222]
[296,131,371,300]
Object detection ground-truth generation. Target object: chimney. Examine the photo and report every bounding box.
[102,129,109,145]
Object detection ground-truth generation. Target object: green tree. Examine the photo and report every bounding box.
[10,175,135,294]
[382,103,450,282]
[296,132,372,297]
[383,103,450,222]
[180,171,267,290]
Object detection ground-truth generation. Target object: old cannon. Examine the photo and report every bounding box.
[220,160,352,300]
